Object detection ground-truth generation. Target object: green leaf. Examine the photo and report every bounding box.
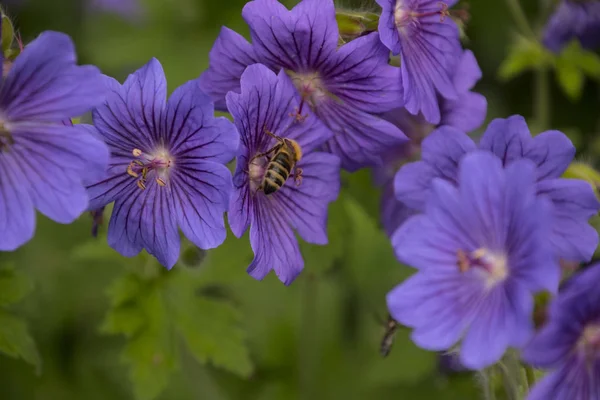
[0,265,33,306]
[173,297,253,377]
[103,268,253,399]
[1,13,14,55]
[555,57,584,101]
[561,40,600,80]
[0,310,41,373]
[498,36,553,81]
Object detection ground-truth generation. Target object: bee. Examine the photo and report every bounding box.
[380,314,400,357]
[249,129,303,195]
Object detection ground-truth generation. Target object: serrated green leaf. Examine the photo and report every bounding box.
[173,297,253,377]
[123,329,179,400]
[555,58,584,101]
[105,273,145,307]
[100,305,146,337]
[498,36,553,81]
[0,310,41,373]
[117,283,179,400]
[0,266,32,306]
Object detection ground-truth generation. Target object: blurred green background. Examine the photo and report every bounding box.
[0,0,598,399]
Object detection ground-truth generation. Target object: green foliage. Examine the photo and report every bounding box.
[0,265,40,373]
[554,41,600,101]
[498,36,553,81]
[1,12,14,55]
[101,260,252,400]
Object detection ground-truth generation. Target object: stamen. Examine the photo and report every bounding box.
[126,148,173,190]
[456,248,509,287]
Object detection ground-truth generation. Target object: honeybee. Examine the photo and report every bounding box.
[249,129,303,195]
[380,314,399,357]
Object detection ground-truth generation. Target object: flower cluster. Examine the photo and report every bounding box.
[4,0,600,396]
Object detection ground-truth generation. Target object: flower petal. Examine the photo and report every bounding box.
[478,115,531,166]
[242,0,338,72]
[392,180,475,270]
[199,27,259,112]
[139,182,180,268]
[401,15,461,123]
[522,321,578,369]
[248,196,303,285]
[10,124,109,223]
[459,283,532,369]
[107,185,144,257]
[318,100,408,171]
[394,126,475,210]
[453,50,482,93]
[387,270,482,352]
[226,65,332,155]
[441,91,488,133]
[376,0,401,55]
[163,79,239,163]
[269,152,340,244]
[537,178,600,262]
[0,155,35,251]
[87,163,136,211]
[527,130,575,180]
[526,359,599,400]
[380,180,416,237]
[172,161,231,250]
[93,58,166,150]
[0,31,106,121]
[324,32,403,113]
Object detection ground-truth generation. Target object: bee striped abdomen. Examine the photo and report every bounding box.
[263,151,293,195]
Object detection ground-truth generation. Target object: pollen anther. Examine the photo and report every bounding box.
[132,148,143,157]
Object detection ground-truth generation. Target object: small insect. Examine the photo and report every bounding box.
[380,314,400,357]
[249,128,303,195]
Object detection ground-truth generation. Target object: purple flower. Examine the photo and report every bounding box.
[376,0,462,124]
[374,49,487,236]
[86,58,239,268]
[226,64,340,285]
[394,115,600,262]
[199,0,408,171]
[0,31,108,251]
[523,263,600,399]
[543,0,600,53]
[388,151,558,369]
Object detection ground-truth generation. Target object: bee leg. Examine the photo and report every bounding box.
[263,126,285,143]
[249,143,282,165]
[292,168,303,186]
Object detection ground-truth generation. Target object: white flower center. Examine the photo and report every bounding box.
[127,148,174,190]
[458,248,509,289]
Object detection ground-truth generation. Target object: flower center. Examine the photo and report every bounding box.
[394,1,450,33]
[247,156,267,192]
[0,121,14,152]
[578,324,600,361]
[457,248,509,288]
[127,148,174,190]
[287,70,333,119]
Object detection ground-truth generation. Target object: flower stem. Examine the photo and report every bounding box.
[535,66,551,131]
[479,370,497,400]
[504,0,537,39]
[299,273,318,400]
